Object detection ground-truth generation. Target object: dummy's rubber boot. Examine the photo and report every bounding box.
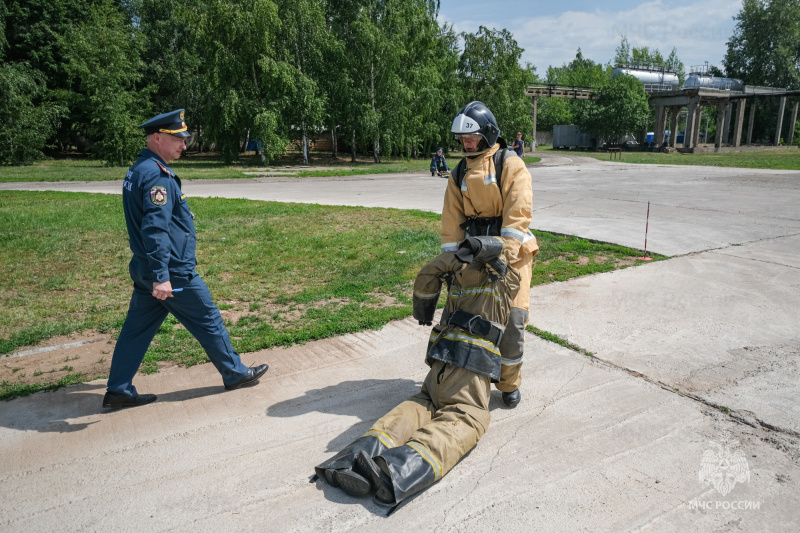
[502,388,521,408]
[353,451,394,503]
[332,469,372,497]
[314,434,389,489]
[373,442,439,506]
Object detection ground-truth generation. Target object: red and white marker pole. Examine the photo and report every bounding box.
[638,201,652,261]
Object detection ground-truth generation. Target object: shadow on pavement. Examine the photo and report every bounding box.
[0,382,227,433]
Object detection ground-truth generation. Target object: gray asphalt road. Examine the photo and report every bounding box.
[1,153,798,532]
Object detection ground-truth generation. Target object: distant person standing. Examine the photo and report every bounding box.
[430,147,450,176]
[511,132,525,158]
[104,109,268,409]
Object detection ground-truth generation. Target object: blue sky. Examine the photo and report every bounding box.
[438,0,743,75]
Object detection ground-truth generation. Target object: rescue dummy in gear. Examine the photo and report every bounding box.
[313,236,521,510]
[445,101,538,407]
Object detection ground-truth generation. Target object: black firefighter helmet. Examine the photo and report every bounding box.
[451,101,504,150]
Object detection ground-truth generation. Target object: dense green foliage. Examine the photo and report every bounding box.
[0,62,65,164]
[577,74,651,144]
[537,49,609,132]
[725,0,800,91]
[1,0,536,166]
[724,0,800,145]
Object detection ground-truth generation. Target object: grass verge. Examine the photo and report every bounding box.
[0,153,542,182]
[1,192,659,400]
[526,325,595,357]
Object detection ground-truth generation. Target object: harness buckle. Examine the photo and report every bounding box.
[465,314,483,335]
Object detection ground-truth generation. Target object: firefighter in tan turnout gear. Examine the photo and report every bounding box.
[443,101,538,407]
[314,235,521,509]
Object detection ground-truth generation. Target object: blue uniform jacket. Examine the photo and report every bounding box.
[122,148,197,283]
[430,153,450,172]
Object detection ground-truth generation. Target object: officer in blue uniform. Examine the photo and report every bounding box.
[430,147,450,176]
[103,109,269,409]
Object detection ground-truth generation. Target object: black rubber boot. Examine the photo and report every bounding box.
[502,388,521,408]
[353,451,395,504]
[373,443,438,506]
[332,469,372,497]
[314,435,388,489]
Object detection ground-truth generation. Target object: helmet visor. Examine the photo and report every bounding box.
[451,113,481,135]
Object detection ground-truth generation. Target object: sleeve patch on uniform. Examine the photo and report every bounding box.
[150,186,168,206]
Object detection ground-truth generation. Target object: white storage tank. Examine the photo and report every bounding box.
[611,67,680,91]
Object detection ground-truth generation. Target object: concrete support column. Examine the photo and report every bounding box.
[669,106,680,148]
[531,96,538,152]
[732,99,746,147]
[685,100,697,149]
[654,106,666,146]
[715,101,728,151]
[692,105,703,147]
[747,100,756,144]
[775,96,787,146]
[722,103,733,144]
[787,100,799,146]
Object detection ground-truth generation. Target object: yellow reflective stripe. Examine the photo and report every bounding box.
[364,429,396,449]
[441,330,501,355]
[158,126,188,134]
[407,441,442,480]
[414,290,440,299]
[450,286,504,304]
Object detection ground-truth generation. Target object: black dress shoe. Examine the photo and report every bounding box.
[502,389,521,408]
[102,392,157,409]
[225,364,269,390]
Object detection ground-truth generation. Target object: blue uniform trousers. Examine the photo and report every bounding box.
[107,265,249,396]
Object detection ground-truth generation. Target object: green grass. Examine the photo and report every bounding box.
[538,146,800,170]
[526,325,595,357]
[0,152,542,182]
[1,192,656,401]
[531,230,665,284]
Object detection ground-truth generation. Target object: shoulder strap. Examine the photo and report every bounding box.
[452,158,467,189]
[493,148,517,190]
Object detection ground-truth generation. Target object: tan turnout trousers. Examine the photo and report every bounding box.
[368,359,491,478]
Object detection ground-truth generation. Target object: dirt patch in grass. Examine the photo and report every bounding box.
[2,331,117,387]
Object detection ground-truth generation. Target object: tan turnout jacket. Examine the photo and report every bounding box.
[441,143,539,266]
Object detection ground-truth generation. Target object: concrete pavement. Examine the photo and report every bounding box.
[1,153,799,532]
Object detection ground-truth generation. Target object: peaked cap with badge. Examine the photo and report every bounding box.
[138,109,191,138]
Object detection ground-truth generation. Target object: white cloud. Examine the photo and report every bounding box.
[440,0,743,75]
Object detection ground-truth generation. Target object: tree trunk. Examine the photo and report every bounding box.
[331,126,338,158]
[371,59,380,164]
[302,126,309,166]
[351,129,357,163]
